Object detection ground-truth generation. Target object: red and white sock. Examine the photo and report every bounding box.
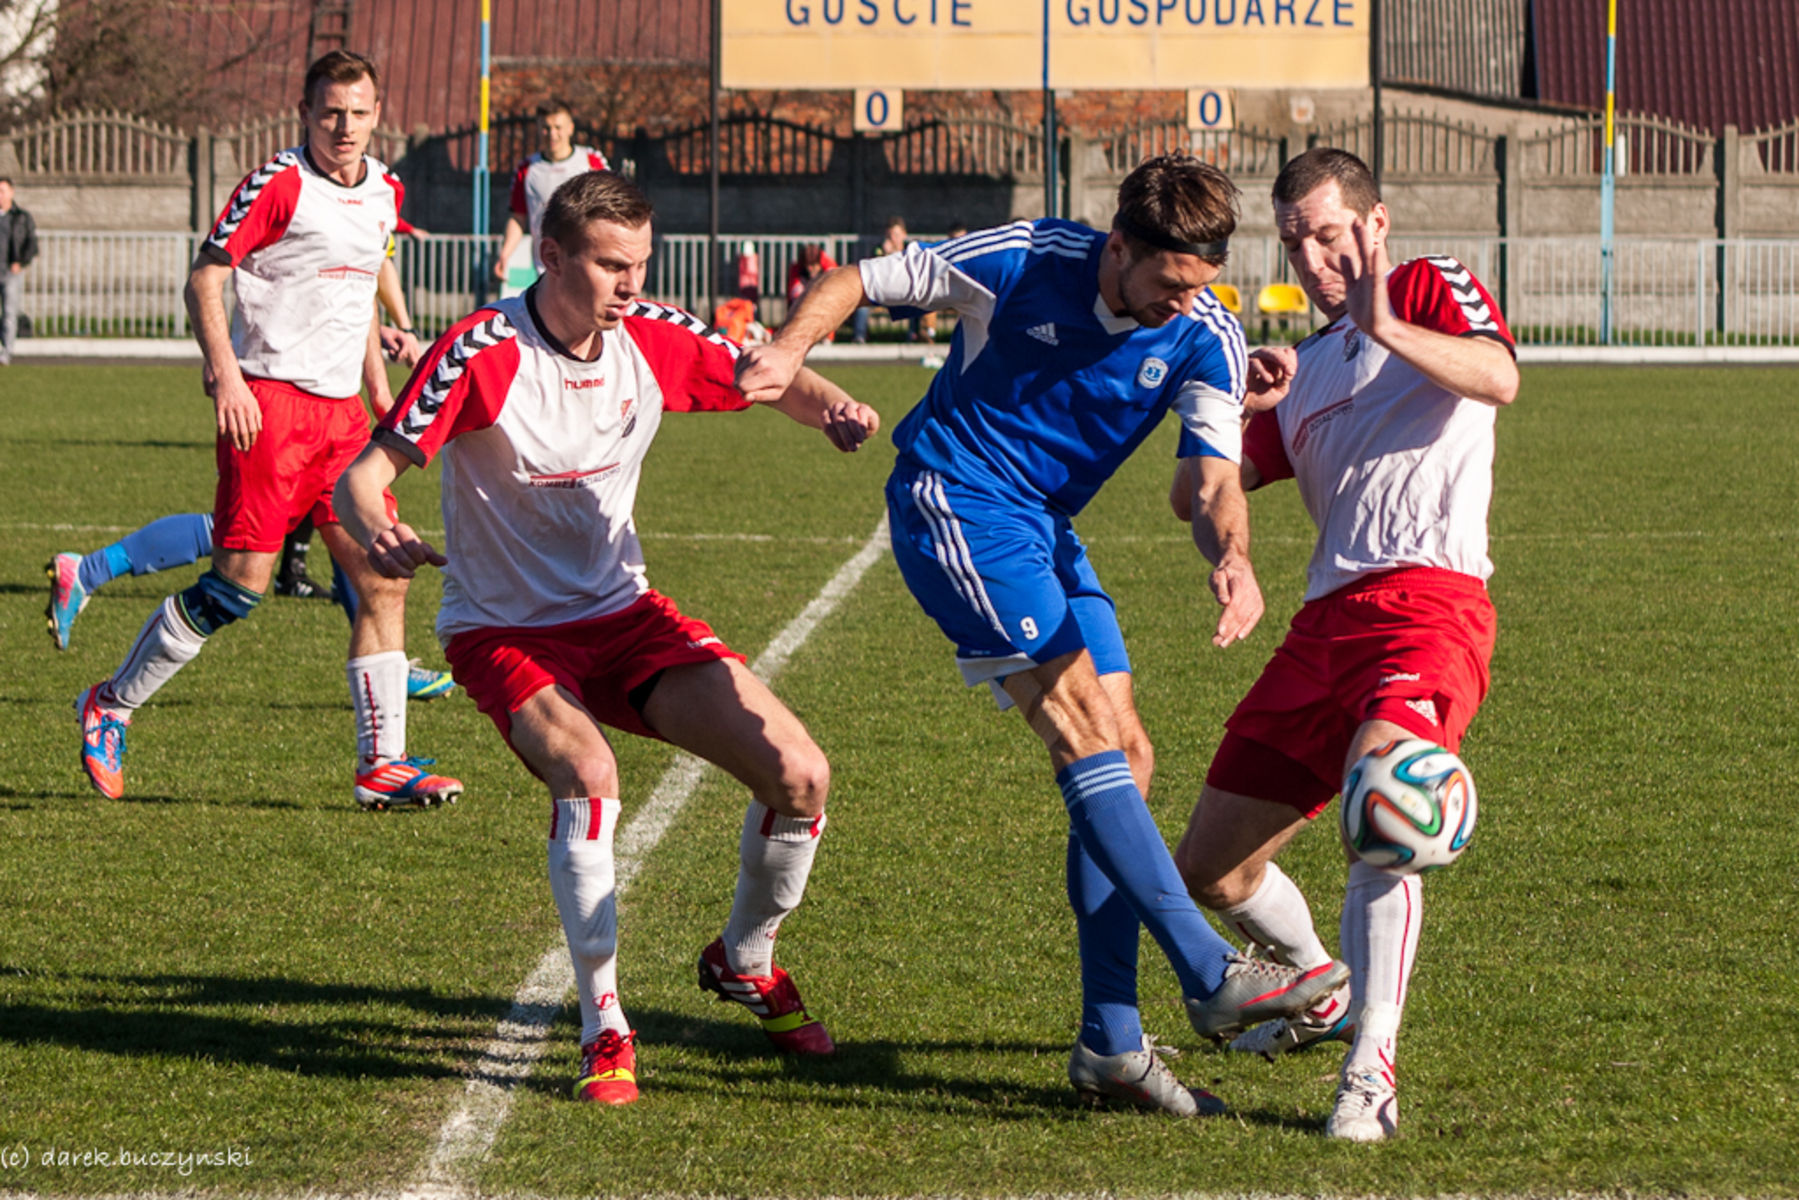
[348,651,408,768]
[1341,859,1421,1076]
[108,597,207,710]
[1219,861,1333,970]
[722,802,826,976]
[548,797,631,1045]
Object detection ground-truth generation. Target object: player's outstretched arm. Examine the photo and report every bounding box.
[1184,454,1264,647]
[764,366,881,453]
[186,259,260,453]
[361,308,395,419]
[1341,220,1519,407]
[736,265,868,403]
[1170,453,1266,522]
[494,214,526,282]
[334,442,445,579]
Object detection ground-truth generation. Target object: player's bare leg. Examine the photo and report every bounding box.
[1330,717,1418,1141]
[641,659,835,1053]
[319,523,461,809]
[507,685,637,1101]
[1177,786,1352,1058]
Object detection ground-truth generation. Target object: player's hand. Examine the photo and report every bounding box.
[1340,218,1393,343]
[1244,346,1297,413]
[491,257,509,283]
[213,374,262,452]
[200,361,218,399]
[381,326,424,367]
[734,340,806,404]
[365,521,446,579]
[821,399,880,452]
[1209,557,1264,648]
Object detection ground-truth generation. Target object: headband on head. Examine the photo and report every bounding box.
[1115,214,1229,259]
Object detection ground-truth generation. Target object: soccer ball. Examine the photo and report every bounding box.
[1340,738,1477,874]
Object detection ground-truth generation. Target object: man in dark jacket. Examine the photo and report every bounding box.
[0,177,37,365]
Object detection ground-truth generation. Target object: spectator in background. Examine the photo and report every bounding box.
[0,177,38,365]
[786,243,839,343]
[493,99,611,286]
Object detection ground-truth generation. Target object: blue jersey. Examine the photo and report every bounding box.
[862,219,1247,516]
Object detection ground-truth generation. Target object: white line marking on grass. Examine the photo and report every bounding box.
[0,521,864,545]
[400,515,890,1200]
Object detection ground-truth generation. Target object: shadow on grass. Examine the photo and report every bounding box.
[4,437,212,451]
[0,785,305,810]
[0,969,513,1081]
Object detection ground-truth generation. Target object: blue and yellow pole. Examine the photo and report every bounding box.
[473,0,492,247]
[1599,0,1617,344]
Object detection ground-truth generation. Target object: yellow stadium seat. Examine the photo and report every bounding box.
[1255,282,1310,340]
[1207,282,1242,314]
[1256,283,1309,315]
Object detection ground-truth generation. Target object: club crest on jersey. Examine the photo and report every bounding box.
[619,396,637,437]
[1136,357,1169,388]
[1344,328,1362,360]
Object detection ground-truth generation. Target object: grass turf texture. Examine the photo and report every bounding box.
[0,362,1795,1196]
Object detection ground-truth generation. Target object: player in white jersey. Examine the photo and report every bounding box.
[494,98,611,285]
[1170,147,1520,1141]
[72,51,462,811]
[335,171,879,1105]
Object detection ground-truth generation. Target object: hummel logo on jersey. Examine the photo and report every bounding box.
[1026,322,1058,345]
[1380,672,1422,685]
[564,377,606,390]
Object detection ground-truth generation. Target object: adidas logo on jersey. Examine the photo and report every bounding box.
[1026,322,1058,345]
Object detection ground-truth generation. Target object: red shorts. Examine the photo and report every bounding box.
[1207,568,1496,819]
[213,377,387,552]
[444,591,747,752]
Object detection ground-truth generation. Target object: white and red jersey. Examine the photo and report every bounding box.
[374,290,750,641]
[1244,255,1515,601]
[202,147,400,399]
[509,147,611,268]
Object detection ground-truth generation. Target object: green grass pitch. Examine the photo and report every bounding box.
[0,362,1796,1196]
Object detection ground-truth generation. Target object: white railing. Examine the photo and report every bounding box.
[18,230,1799,349]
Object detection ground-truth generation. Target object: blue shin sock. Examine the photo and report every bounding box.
[1057,750,1233,998]
[79,513,214,593]
[331,556,359,624]
[1067,833,1143,1055]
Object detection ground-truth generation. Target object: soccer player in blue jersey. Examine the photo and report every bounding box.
[738,154,1349,1115]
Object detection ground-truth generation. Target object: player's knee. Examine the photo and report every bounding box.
[563,755,620,799]
[771,741,830,819]
[176,569,262,636]
[1173,828,1231,909]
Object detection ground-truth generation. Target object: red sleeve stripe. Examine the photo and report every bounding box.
[1422,255,1501,335]
[626,299,742,359]
[397,309,518,441]
[206,149,302,250]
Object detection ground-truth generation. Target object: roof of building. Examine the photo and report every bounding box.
[1528,0,1799,133]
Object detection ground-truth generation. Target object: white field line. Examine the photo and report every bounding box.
[0,522,863,545]
[399,515,890,1200]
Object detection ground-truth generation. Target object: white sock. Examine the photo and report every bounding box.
[1341,859,1421,1078]
[1219,861,1333,970]
[107,596,207,710]
[348,651,408,768]
[722,802,826,976]
[548,797,631,1045]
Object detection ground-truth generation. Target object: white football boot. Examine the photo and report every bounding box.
[1229,983,1354,1061]
[1326,1065,1399,1142]
[1068,1034,1226,1117]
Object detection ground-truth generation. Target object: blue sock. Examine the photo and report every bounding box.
[78,513,214,593]
[1057,750,1233,998]
[1067,833,1143,1055]
[331,556,359,624]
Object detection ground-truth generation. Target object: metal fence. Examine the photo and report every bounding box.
[18,230,1799,349]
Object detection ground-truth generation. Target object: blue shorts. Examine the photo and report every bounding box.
[886,466,1129,705]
